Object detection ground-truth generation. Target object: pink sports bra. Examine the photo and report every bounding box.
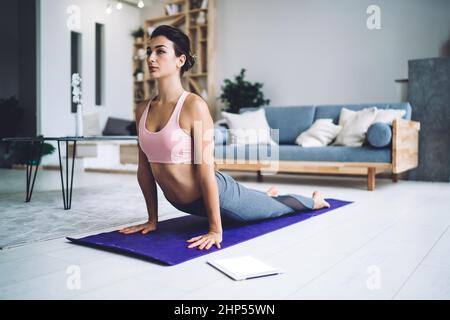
[138,90,193,164]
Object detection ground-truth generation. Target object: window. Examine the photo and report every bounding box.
[95,23,104,106]
[70,31,81,113]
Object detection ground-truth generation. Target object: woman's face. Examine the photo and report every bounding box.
[146,35,186,78]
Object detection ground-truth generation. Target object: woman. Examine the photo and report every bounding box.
[119,25,330,250]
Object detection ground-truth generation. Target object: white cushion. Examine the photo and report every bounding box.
[337,107,359,127]
[221,108,277,145]
[373,109,406,124]
[296,119,342,147]
[333,107,378,147]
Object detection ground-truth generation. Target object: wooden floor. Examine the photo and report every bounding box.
[0,168,449,300]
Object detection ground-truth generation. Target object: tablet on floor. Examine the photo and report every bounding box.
[207,256,283,281]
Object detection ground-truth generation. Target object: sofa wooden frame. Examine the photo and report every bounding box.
[213,119,421,191]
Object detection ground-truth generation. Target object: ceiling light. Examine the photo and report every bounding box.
[138,0,145,8]
[116,1,123,10]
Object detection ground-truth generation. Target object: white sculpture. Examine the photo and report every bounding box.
[71,73,83,136]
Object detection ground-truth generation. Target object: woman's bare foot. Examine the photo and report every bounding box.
[312,191,330,209]
[266,186,279,197]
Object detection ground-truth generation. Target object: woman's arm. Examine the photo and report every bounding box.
[186,96,222,250]
[137,144,158,225]
[119,100,158,235]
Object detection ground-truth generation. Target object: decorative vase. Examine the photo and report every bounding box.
[136,73,144,81]
[196,11,206,24]
[71,73,83,136]
[138,48,146,60]
[75,104,83,136]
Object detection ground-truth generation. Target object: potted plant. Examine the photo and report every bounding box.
[131,27,145,44]
[8,138,55,167]
[218,68,270,114]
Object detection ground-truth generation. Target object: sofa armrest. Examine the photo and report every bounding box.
[392,119,420,174]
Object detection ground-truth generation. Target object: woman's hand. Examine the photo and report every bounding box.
[119,221,157,235]
[186,231,222,250]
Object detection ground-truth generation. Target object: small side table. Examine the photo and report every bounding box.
[2,136,138,210]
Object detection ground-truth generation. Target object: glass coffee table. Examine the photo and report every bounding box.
[2,136,138,210]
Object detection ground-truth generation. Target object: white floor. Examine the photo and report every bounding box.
[1,168,449,300]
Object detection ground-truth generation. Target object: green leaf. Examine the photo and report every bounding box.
[219,68,270,113]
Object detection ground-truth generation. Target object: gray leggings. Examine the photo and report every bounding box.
[167,171,315,223]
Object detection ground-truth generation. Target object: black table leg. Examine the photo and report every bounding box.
[25,140,44,202]
[57,140,77,210]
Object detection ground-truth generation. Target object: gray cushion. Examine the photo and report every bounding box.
[367,122,392,148]
[240,106,316,144]
[314,103,411,123]
[214,144,391,163]
[102,117,134,136]
[214,144,268,161]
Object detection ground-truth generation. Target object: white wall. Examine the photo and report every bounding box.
[38,0,450,165]
[39,0,140,164]
[139,0,166,25]
[214,0,450,114]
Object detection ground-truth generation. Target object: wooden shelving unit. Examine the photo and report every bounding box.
[132,0,216,120]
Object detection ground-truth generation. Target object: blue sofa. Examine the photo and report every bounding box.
[213,103,420,190]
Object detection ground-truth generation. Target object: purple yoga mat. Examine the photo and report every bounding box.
[67,198,352,265]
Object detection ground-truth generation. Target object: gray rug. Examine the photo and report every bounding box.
[0,184,182,249]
